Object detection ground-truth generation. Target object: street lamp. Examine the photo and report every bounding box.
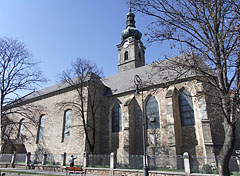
[134,74,148,176]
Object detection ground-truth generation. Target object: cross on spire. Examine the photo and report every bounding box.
[129,0,132,12]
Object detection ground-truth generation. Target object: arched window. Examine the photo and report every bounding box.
[18,119,24,140]
[179,89,195,126]
[138,52,141,59]
[36,115,46,143]
[112,103,122,132]
[124,51,128,60]
[2,124,8,139]
[145,96,160,129]
[62,109,72,141]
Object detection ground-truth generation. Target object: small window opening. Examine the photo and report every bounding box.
[124,51,128,60]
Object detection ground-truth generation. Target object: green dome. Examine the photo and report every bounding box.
[121,27,142,41]
[121,11,142,41]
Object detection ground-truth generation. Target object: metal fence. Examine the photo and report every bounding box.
[190,155,240,174]
[228,156,240,173]
[31,154,43,164]
[0,154,12,164]
[0,153,239,174]
[87,154,110,168]
[15,153,26,164]
[149,155,184,172]
[115,154,143,169]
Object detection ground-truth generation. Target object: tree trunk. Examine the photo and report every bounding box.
[218,121,236,176]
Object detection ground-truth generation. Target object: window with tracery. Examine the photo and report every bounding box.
[36,115,46,143]
[145,96,160,129]
[179,89,195,126]
[62,109,72,141]
[112,103,122,132]
[18,119,24,140]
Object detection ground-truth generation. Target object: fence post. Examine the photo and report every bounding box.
[62,152,66,166]
[183,152,190,176]
[10,151,16,168]
[110,152,115,169]
[25,152,31,168]
[42,153,47,165]
[237,156,240,172]
[83,152,88,167]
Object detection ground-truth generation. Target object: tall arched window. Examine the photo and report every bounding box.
[62,109,72,141]
[145,96,160,129]
[112,103,122,132]
[2,124,8,139]
[36,115,46,143]
[124,51,128,60]
[179,89,195,126]
[18,119,24,140]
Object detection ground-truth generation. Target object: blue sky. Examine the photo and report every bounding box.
[0,0,178,89]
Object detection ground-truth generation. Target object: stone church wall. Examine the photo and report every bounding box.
[4,77,239,168]
[103,79,217,168]
[203,82,240,156]
[4,87,90,165]
[86,82,109,154]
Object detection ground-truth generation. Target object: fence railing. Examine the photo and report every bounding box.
[0,152,239,174]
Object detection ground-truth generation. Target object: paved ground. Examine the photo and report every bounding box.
[0,168,97,176]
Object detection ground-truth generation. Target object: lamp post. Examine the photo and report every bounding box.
[134,74,148,176]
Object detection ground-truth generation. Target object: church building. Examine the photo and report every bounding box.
[2,6,239,169]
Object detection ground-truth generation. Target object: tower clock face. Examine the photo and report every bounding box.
[123,41,129,48]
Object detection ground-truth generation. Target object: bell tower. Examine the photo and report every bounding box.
[117,3,146,72]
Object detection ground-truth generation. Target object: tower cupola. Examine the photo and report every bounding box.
[117,4,146,73]
[121,9,142,41]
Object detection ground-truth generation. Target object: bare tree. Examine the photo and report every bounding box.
[59,57,103,154]
[132,0,240,175]
[1,104,45,153]
[0,37,45,152]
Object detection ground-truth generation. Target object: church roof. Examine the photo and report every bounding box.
[6,53,203,108]
[102,53,199,96]
[6,73,100,108]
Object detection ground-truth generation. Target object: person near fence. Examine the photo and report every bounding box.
[69,155,77,167]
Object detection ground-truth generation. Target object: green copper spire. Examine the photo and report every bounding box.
[121,1,142,41]
[126,0,135,28]
[126,11,136,28]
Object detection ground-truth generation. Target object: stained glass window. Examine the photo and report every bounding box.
[179,89,195,126]
[145,96,160,129]
[63,109,72,141]
[37,115,45,143]
[18,119,24,140]
[112,103,122,132]
[2,124,8,139]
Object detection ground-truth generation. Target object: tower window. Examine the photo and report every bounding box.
[139,52,141,59]
[36,115,46,144]
[62,109,72,142]
[124,51,128,60]
[112,103,122,132]
[179,89,195,126]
